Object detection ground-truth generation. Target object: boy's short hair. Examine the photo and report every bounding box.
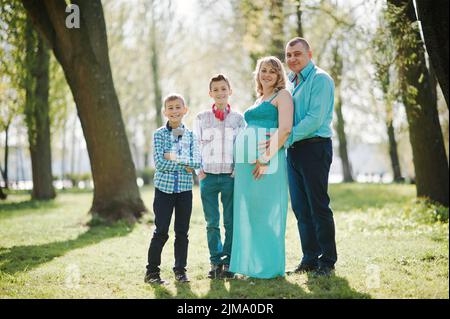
[163,93,186,108]
[209,74,231,91]
[286,37,311,51]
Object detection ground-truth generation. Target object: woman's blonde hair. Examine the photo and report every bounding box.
[254,56,287,97]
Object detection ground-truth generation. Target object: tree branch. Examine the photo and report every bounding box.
[21,0,56,49]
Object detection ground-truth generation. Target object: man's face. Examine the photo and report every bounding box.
[209,80,232,106]
[164,98,187,125]
[285,42,312,74]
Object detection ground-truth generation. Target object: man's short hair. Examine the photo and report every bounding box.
[163,93,186,108]
[287,37,311,51]
[209,74,231,91]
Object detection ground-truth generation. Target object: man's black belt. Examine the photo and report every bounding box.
[290,136,331,148]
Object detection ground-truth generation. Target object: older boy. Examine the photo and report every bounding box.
[194,74,245,279]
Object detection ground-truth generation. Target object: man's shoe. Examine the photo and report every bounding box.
[144,272,166,285]
[287,263,318,275]
[220,264,235,279]
[312,266,335,277]
[174,271,190,283]
[208,264,223,279]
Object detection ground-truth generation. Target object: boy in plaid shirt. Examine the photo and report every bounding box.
[145,94,201,285]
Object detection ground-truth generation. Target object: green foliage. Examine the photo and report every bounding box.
[372,13,398,99]
[48,55,73,131]
[402,199,449,224]
[0,0,27,129]
[384,2,425,106]
[237,0,288,66]
[237,0,268,68]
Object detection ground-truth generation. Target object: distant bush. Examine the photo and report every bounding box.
[137,168,155,185]
[64,173,92,188]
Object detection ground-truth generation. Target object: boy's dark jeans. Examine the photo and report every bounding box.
[146,188,193,274]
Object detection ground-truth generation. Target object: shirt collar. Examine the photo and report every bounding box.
[165,121,185,131]
[289,60,315,83]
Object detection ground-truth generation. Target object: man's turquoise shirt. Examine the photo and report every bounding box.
[285,60,334,147]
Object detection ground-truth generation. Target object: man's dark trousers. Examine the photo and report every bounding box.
[147,188,192,273]
[287,138,337,268]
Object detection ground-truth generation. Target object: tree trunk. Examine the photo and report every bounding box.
[330,45,353,182]
[4,124,9,188]
[70,116,77,176]
[388,0,449,206]
[1,122,10,188]
[149,0,163,128]
[296,0,304,37]
[334,99,353,182]
[22,0,147,221]
[24,19,55,200]
[269,0,285,61]
[385,107,402,182]
[0,187,6,200]
[60,118,66,189]
[414,0,449,108]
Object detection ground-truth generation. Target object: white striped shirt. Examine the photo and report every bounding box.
[194,109,245,174]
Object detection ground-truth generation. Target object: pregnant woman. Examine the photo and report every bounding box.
[230,56,293,279]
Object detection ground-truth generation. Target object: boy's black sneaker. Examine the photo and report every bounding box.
[208,264,223,279]
[174,270,190,283]
[144,272,166,285]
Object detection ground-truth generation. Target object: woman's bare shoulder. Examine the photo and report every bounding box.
[273,89,292,107]
[278,89,292,98]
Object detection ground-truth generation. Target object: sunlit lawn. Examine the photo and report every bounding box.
[0,183,448,299]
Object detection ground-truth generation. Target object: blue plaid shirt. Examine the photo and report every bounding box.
[153,123,201,194]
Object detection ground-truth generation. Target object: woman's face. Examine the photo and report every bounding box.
[259,63,278,92]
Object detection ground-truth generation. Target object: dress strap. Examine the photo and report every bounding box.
[266,91,279,103]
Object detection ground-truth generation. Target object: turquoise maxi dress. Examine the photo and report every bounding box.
[230,94,288,279]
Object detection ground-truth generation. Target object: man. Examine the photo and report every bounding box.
[284,37,337,276]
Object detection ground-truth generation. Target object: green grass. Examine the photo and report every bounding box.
[0,184,448,299]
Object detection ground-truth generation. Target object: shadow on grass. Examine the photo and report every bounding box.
[0,221,134,274]
[305,273,371,299]
[227,275,370,299]
[0,199,59,219]
[149,273,371,299]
